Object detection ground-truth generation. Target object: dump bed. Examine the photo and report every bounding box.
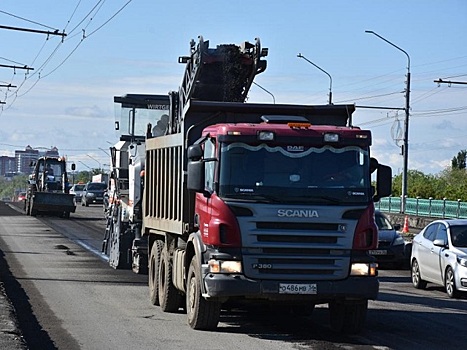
[143,101,355,237]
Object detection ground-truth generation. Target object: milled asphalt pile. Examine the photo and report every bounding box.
[0,202,29,349]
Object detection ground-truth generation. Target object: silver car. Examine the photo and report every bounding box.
[69,183,85,204]
[411,219,467,298]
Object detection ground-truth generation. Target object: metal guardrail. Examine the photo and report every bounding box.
[377,197,467,219]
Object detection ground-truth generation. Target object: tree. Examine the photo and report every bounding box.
[392,170,437,199]
[451,150,467,170]
[0,174,28,200]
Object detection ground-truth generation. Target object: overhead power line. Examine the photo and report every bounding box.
[0,9,57,30]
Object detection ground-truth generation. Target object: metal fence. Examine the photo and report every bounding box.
[377,197,467,219]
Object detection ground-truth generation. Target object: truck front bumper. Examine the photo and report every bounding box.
[203,273,379,301]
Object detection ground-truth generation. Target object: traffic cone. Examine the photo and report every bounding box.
[402,215,409,233]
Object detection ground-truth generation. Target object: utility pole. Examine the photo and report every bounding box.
[0,63,33,71]
[0,25,66,38]
[434,79,467,86]
[0,24,67,105]
[366,31,411,214]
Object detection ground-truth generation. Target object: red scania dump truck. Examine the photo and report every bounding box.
[105,36,392,333]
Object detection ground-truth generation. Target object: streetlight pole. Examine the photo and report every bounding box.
[98,147,110,156]
[365,30,411,214]
[78,161,93,182]
[86,154,102,172]
[297,53,333,104]
[252,81,276,104]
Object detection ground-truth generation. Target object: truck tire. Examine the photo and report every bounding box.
[186,257,221,330]
[30,199,37,216]
[109,207,131,269]
[149,240,163,306]
[25,199,30,215]
[329,300,367,334]
[158,247,181,312]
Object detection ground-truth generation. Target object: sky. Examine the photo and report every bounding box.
[0,0,466,175]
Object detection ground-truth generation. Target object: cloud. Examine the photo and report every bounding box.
[64,105,108,119]
[434,119,455,130]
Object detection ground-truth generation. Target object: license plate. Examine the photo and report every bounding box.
[369,249,387,255]
[279,283,317,294]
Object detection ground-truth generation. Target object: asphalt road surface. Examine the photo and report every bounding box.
[0,201,466,349]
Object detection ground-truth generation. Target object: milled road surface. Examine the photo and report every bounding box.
[1,201,467,349]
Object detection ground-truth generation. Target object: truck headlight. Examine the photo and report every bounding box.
[208,260,242,274]
[350,262,377,276]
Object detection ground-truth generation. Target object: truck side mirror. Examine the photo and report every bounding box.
[187,144,203,161]
[374,164,392,202]
[187,160,205,192]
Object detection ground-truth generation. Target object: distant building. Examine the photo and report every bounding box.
[0,155,16,176]
[15,146,39,174]
[45,146,59,158]
[1,146,61,176]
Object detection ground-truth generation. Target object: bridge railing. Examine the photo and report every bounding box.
[377,197,467,219]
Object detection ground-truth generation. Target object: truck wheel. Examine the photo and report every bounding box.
[186,257,221,330]
[329,300,367,334]
[149,240,163,305]
[158,247,181,312]
[411,259,427,289]
[109,208,131,269]
[30,199,37,216]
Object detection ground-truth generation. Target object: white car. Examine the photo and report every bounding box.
[69,183,85,204]
[411,219,467,298]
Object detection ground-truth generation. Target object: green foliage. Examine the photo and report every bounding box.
[392,167,467,201]
[451,150,467,170]
[0,175,28,200]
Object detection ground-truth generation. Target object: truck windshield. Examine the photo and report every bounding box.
[116,105,169,138]
[219,142,371,204]
[39,160,64,179]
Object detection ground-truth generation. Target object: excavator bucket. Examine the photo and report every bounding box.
[30,192,76,217]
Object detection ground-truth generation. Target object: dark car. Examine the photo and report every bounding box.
[81,182,107,207]
[369,211,412,268]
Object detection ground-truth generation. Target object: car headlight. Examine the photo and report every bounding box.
[393,236,405,246]
[208,260,242,274]
[457,255,467,267]
[350,262,377,276]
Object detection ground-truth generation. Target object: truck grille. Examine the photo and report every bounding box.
[235,205,355,281]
